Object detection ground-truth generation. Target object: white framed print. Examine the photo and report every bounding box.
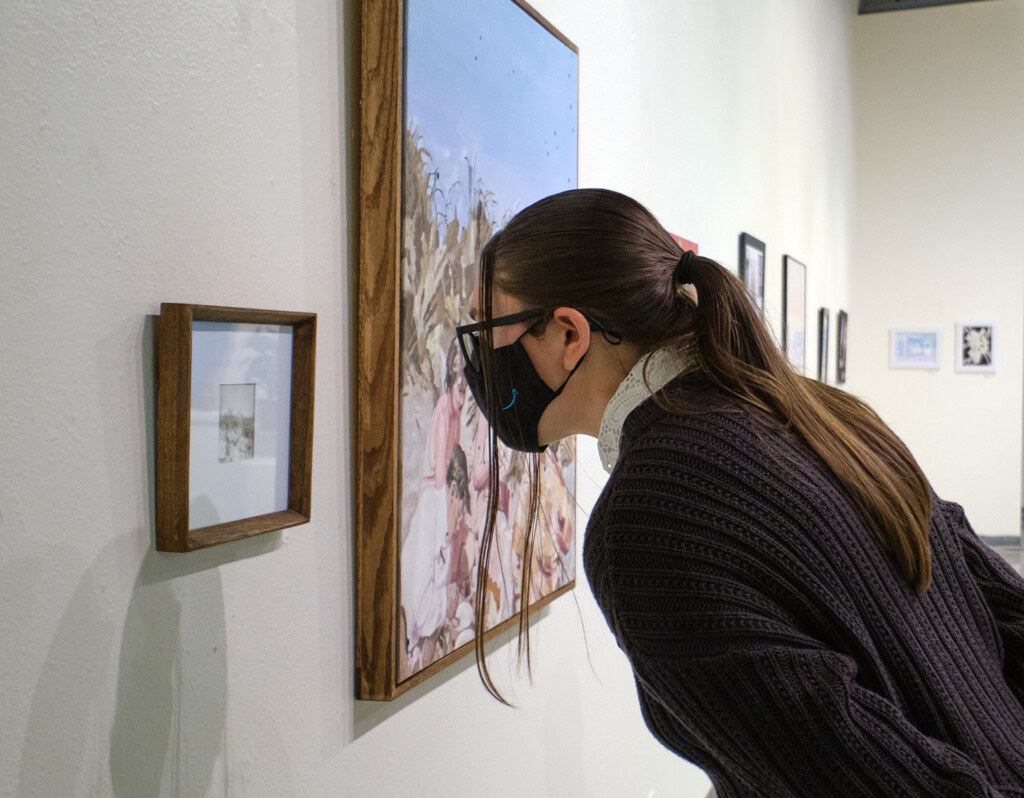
[890,328,941,370]
[955,322,996,373]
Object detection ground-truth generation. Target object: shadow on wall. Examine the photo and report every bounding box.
[13,536,232,796]
[109,544,229,797]
[13,538,128,796]
[110,327,283,794]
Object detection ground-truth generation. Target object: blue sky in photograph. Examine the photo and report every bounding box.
[405,0,578,225]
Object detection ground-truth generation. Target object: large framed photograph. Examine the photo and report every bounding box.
[836,310,848,384]
[357,0,579,700]
[955,322,996,373]
[782,255,806,373]
[889,328,941,369]
[817,307,829,382]
[155,304,316,552]
[738,233,765,311]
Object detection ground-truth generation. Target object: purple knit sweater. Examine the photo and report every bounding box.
[583,372,1024,797]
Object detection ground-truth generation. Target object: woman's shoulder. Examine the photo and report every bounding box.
[618,370,779,466]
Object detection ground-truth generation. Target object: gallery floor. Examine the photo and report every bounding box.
[996,546,1023,573]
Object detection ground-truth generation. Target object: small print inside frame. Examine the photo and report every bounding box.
[357,0,579,700]
[156,304,316,552]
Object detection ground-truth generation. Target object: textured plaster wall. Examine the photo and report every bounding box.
[2,1,854,796]
[849,0,1024,539]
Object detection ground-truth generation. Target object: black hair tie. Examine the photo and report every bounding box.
[674,248,697,284]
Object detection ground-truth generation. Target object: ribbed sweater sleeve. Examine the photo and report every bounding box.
[941,497,1024,705]
[607,550,1018,796]
[585,390,1024,798]
[628,614,1018,798]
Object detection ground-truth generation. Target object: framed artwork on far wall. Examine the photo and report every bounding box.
[738,233,765,311]
[357,0,580,701]
[782,255,806,374]
[817,307,829,382]
[955,322,996,373]
[155,304,316,552]
[836,310,848,384]
[670,233,698,255]
[890,328,941,369]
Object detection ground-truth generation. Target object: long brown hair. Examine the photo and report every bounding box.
[471,188,932,704]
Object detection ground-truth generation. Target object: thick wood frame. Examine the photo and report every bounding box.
[356,0,578,701]
[155,303,316,552]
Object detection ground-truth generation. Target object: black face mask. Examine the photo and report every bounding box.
[464,332,585,453]
[456,310,588,453]
[457,309,621,453]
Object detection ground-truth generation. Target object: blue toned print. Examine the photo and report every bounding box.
[406,0,578,223]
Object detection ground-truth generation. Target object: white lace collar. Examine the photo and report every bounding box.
[597,348,688,474]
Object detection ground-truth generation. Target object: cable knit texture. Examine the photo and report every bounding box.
[583,370,1024,798]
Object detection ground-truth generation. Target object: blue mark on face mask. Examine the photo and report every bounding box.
[502,389,518,411]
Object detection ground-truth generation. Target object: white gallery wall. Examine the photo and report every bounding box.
[5,0,1009,796]
[849,0,1024,540]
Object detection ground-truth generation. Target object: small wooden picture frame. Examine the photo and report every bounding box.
[155,303,316,552]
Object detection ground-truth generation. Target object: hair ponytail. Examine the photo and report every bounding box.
[661,249,933,593]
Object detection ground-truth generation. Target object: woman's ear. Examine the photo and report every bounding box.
[551,307,591,371]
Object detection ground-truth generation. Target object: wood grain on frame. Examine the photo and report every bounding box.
[356,0,403,701]
[155,303,194,552]
[155,303,316,553]
[356,0,578,701]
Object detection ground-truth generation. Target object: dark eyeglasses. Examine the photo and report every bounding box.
[455,309,621,376]
[455,310,547,376]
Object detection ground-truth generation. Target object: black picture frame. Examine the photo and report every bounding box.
[817,307,829,382]
[738,232,766,311]
[836,310,848,384]
[782,255,807,373]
